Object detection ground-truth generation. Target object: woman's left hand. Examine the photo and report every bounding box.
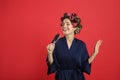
[94,40,102,55]
[88,40,103,63]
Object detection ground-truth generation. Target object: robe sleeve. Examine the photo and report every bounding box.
[80,42,91,75]
[46,46,57,75]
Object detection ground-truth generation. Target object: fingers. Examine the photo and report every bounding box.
[98,40,102,43]
[94,40,103,54]
[97,40,103,47]
[47,43,55,54]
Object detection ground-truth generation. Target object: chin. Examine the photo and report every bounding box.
[63,33,71,36]
[63,32,68,35]
[63,31,73,35]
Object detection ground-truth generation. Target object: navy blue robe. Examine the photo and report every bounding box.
[46,37,91,80]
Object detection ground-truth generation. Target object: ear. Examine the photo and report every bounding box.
[73,27,77,31]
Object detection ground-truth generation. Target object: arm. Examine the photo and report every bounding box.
[47,53,53,65]
[47,43,55,65]
[88,40,102,63]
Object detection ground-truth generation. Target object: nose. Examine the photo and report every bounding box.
[62,24,66,28]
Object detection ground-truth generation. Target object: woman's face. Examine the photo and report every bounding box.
[61,18,76,35]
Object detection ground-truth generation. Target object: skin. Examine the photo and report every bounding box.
[47,18,102,65]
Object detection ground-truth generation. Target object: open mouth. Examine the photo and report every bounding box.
[62,28,70,32]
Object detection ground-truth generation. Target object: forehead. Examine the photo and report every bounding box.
[62,18,71,23]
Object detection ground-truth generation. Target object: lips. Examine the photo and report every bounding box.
[62,28,70,32]
[62,29,68,32]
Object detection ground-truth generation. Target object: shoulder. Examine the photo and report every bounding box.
[55,37,65,45]
[75,38,86,46]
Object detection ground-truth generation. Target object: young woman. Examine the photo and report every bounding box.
[46,13,102,80]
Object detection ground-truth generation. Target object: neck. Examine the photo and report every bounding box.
[65,33,74,43]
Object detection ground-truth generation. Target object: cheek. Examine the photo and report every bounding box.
[69,26,75,31]
[68,25,74,29]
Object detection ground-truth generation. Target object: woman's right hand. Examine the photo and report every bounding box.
[47,43,55,54]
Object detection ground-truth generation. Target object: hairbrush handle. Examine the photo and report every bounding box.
[51,34,61,44]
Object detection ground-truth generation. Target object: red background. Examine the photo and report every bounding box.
[1,0,120,80]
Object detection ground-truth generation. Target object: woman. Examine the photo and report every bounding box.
[46,13,102,80]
